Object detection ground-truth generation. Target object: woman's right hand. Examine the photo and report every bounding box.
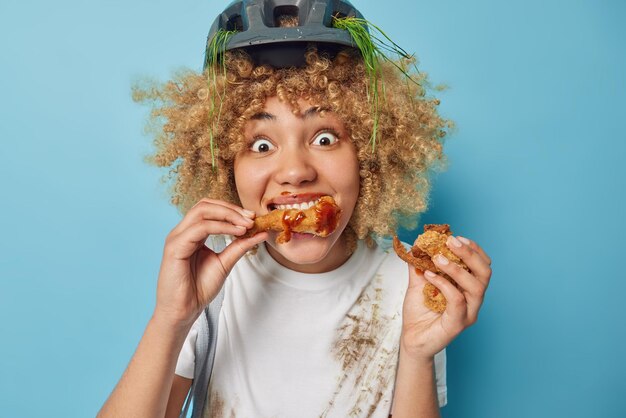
[153,198,268,328]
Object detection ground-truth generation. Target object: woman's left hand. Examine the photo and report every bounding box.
[400,235,492,361]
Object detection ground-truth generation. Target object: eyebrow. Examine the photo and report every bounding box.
[250,106,330,121]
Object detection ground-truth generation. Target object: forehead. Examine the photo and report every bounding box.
[247,96,342,126]
[259,96,319,116]
[237,96,353,159]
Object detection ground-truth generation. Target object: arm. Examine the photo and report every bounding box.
[97,315,192,418]
[165,375,193,418]
[392,235,492,416]
[391,350,440,418]
[98,199,268,418]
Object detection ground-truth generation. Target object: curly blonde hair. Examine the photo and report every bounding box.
[133,46,450,240]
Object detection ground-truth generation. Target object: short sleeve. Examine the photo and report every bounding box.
[174,316,202,379]
[434,348,447,407]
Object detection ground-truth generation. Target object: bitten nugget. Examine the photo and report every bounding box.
[393,224,469,313]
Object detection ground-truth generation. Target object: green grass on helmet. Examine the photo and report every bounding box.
[203,16,421,162]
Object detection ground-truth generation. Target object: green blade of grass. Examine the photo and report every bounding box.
[204,29,236,168]
[332,15,422,152]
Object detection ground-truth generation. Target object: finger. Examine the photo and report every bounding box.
[216,232,269,274]
[423,270,467,329]
[432,252,485,317]
[167,220,250,260]
[432,254,485,322]
[445,236,492,287]
[189,199,256,224]
[458,236,491,266]
[407,263,427,290]
[432,253,483,295]
[192,233,269,305]
[190,198,255,218]
[172,201,255,237]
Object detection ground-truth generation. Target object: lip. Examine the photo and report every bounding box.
[290,232,318,240]
[265,192,329,210]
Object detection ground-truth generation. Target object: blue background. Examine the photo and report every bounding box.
[1,1,624,417]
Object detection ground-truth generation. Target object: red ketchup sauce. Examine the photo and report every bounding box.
[275,197,340,243]
[314,199,340,236]
[279,210,306,243]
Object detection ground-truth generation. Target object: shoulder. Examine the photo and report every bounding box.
[369,239,409,280]
[342,239,407,282]
[358,240,409,302]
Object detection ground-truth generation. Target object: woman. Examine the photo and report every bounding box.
[98,1,492,417]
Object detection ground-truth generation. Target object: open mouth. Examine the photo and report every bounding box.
[247,196,341,244]
[268,198,321,212]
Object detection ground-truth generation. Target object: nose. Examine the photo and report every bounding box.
[273,145,317,186]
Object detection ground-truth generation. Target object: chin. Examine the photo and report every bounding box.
[266,232,341,265]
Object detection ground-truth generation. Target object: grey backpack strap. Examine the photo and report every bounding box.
[180,236,227,418]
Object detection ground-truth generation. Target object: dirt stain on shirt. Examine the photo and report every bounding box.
[205,391,236,418]
[321,274,400,418]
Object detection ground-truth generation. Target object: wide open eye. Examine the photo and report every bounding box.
[311,130,339,147]
[250,138,275,153]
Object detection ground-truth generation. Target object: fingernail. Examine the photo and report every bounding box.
[235,225,247,231]
[435,254,449,265]
[424,270,437,278]
[458,236,470,245]
[242,209,255,218]
[448,236,462,248]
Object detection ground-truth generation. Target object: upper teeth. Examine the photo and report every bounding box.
[275,200,318,211]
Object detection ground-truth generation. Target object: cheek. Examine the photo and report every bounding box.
[234,158,265,208]
[323,151,360,208]
[337,165,360,196]
[339,150,360,190]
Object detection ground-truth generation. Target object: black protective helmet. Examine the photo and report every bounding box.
[205,0,366,68]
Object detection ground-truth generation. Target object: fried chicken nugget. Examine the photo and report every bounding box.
[416,225,464,266]
[393,224,469,313]
[244,196,341,244]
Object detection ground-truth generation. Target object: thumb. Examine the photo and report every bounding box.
[194,233,269,305]
[407,264,427,290]
[217,232,269,274]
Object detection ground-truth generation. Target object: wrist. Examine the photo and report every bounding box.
[150,309,197,337]
[399,336,437,367]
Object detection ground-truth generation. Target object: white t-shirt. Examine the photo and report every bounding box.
[176,240,447,417]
